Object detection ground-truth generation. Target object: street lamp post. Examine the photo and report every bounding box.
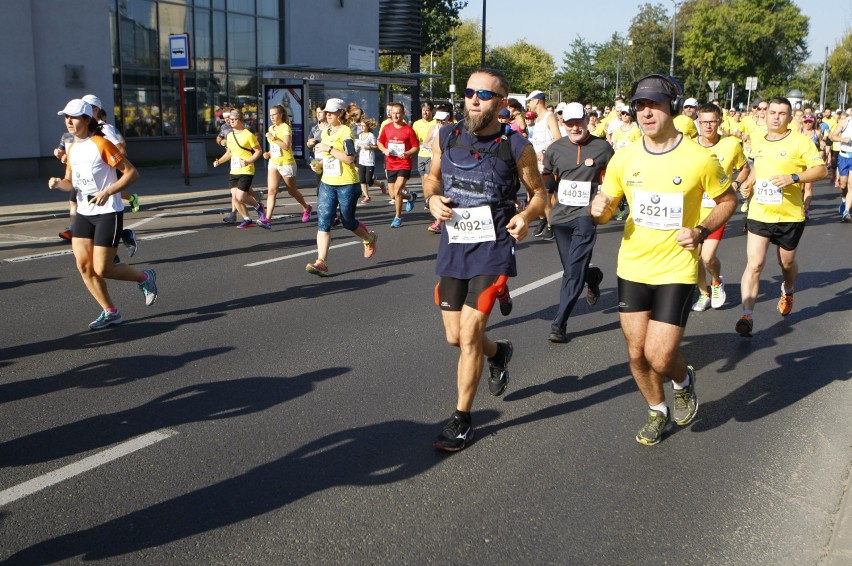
[615,38,633,98]
[480,0,486,67]
[669,1,680,76]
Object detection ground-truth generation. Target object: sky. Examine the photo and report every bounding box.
[459,0,852,67]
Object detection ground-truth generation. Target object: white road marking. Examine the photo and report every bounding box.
[511,272,564,297]
[245,241,360,266]
[3,231,199,263]
[0,429,177,507]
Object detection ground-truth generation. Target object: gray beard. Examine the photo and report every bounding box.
[464,106,497,134]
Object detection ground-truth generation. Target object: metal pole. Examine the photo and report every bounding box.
[450,26,456,108]
[481,0,486,67]
[669,2,678,76]
[616,39,623,98]
[179,69,189,186]
[430,51,434,100]
[819,46,828,110]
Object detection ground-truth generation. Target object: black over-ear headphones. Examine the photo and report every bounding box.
[627,74,684,119]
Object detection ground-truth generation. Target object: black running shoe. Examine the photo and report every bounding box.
[434,413,473,452]
[488,340,513,396]
[586,266,603,305]
[548,330,569,343]
[533,220,547,237]
[496,286,513,316]
[541,226,555,241]
[122,229,138,257]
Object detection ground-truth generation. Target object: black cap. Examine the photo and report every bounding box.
[631,76,675,103]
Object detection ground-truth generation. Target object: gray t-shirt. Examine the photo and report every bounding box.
[542,134,614,225]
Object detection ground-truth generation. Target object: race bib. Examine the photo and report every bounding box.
[388,142,405,157]
[754,179,783,205]
[445,206,496,244]
[269,140,281,158]
[557,180,592,207]
[230,156,242,171]
[631,189,684,230]
[701,192,716,208]
[323,156,342,177]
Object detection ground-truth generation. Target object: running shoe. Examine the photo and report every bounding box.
[139,269,158,306]
[635,409,670,446]
[332,215,342,227]
[59,227,73,240]
[840,201,847,216]
[88,309,123,330]
[129,193,140,213]
[427,220,442,233]
[532,220,547,238]
[306,259,329,277]
[777,284,794,316]
[496,286,512,316]
[691,293,711,312]
[256,201,267,222]
[614,209,628,221]
[740,201,749,213]
[361,196,371,203]
[113,255,121,265]
[223,212,237,223]
[302,204,313,223]
[487,340,513,397]
[258,217,272,230]
[380,181,388,194]
[586,267,603,306]
[548,330,569,343]
[404,192,418,213]
[434,413,473,452]
[710,276,726,309]
[542,226,555,241]
[672,366,698,426]
[363,231,377,258]
[735,314,753,337]
[122,229,138,257]
[390,217,402,228]
[842,213,851,223]
[236,218,254,229]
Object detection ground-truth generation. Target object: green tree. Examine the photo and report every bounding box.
[555,36,605,106]
[679,0,809,103]
[488,40,556,95]
[422,0,468,55]
[628,3,674,80]
[826,31,852,110]
[428,20,483,100]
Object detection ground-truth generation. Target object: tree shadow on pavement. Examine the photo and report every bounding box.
[2,410,501,563]
[0,368,347,467]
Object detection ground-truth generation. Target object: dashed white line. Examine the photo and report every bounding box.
[0,429,177,507]
[245,241,360,266]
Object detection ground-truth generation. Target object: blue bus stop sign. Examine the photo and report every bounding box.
[169,34,190,70]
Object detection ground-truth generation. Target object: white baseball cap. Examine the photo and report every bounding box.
[561,102,586,121]
[323,98,346,113]
[525,90,546,101]
[434,110,450,121]
[57,99,93,117]
[82,94,103,109]
[683,97,698,107]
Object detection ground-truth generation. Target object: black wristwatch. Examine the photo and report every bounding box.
[696,225,710,243]
[791,173,800,183]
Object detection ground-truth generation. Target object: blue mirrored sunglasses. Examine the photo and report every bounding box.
[464,88,504,101]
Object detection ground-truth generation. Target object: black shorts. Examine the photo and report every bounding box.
[830,150,839,168]
[747,219,805,251]
[387,169,411,183]
[358,165,375,186]
[617,277,693,327]
[435,275,508,314]
[73,211,123,248]
[229,174,254,191]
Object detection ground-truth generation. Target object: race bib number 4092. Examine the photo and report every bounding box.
[445,206,496,244]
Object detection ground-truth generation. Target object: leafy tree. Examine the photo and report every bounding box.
[555,36,605,106]
[628,3,675,80]
[679,0,809,103]
[422,0,468,55]
[488,40,556,95]
[427,20,483,100]
[826,31,852,110]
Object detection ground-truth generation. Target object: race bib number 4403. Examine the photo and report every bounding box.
[445,206,496,244]
[557,180,591,207]
[631,189,684,230]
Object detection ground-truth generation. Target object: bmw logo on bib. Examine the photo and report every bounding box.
[462,210,471,219]
[651,194,661,204]
[673,176,682,185]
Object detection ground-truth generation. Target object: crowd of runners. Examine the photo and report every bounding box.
[51,66,841,450]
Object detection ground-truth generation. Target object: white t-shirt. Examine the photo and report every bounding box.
[67,136,124,216]
[357,132,377,166]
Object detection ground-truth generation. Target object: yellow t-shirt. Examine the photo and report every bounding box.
[412,118,436,157]
[589,123,607,138]
[741,119,767,159]
[748,131,825,223]
[268,122,295,166]
[602,137,729,285]
[673,114,698,139]
[227,129,259,175]
[612,124,642,150]
[824,117,840,151]
[696,136,746,222]
[319,125,359,186]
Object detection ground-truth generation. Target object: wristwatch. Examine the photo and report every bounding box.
[696,225,710,243]
[791,173,800,183]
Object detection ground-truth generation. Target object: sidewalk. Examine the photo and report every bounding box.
[0,163,324,226]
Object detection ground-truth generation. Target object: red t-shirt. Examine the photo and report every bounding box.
[378,123,419,171]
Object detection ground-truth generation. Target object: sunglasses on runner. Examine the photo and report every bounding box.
[464,88,504,101]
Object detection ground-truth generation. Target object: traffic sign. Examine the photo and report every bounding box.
[708,80,720,92]
[745,76,758,91]
[169,34,190,70]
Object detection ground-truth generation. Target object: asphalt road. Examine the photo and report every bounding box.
[1,178,850,565]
